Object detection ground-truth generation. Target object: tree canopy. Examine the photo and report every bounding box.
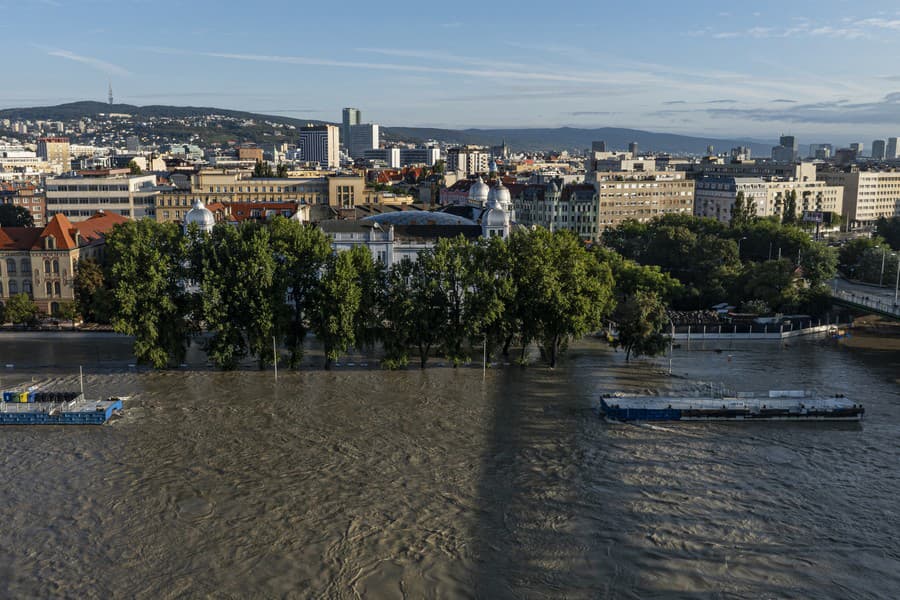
[0,204,34,227]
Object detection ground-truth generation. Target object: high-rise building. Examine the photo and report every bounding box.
[446,147,490,176]
[849,142,864,156]
[592,141,607,153]
[36,137,70,169]
[348,123,379,158]
[886,137,899,160]
[872,140,887,160]
[628,141,639,157]
[772,135,799,162]
[297,125,340,169]
[342,108,361,149]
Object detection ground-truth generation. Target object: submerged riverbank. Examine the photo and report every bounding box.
[0,335,897,598]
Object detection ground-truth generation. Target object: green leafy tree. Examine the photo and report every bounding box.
[464,236,515,360]
[106,220,192,368]
[252,160,274,178]
[127,160,142,175]
[425,236,470,365]
[594,248,679,360]
[380,259,416,369]
[838,237,884,275]
[347,245,384,355]
[268,217,332,367]
[511,229,614,367]
[797,242,837,287]
[874,217,900,251]
[5,293,39,326]
[407,251,450,368]
[74,258,112,323]
[310,250,360,370]
[782,190,798,225]
[200,222,277,369]
[0,204,34,227]
[57,301,79,329]
[735,259,799,312]
[276,163,289,178]
[613,290,669,361]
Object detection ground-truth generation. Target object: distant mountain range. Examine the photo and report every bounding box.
[383,126,774,156]
[0,101,774,155]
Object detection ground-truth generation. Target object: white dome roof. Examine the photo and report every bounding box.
[488,182,512,209]
[184,200,215,231]
[483,206,507,228]
[468,176,490,205]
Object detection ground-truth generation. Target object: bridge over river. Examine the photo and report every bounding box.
[830,278,900,321]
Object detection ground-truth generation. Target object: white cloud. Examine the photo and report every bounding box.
[44,48,131,77]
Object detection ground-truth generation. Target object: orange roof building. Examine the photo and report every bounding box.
[0,211,129,316]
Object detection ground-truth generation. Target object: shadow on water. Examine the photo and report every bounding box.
[468,341,900,599]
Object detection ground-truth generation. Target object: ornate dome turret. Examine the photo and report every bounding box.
[184,200,215,234]
[468,176,490,207]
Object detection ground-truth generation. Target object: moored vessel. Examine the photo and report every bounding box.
[600,390,863,422]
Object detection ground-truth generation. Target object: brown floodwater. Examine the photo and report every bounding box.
[0,333,897,599]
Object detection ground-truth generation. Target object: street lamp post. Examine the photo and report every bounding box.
[738,236,747,260]
[880,247,887,287]
[895,253,900,306]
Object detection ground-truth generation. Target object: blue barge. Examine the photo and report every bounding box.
[0,398,123,425]
[600,390,864,422]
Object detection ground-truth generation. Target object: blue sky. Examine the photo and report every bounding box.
[5,0,900,143]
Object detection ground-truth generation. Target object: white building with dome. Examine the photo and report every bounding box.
[183,200,215,234]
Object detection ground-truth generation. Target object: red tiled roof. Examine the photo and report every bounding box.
[39,213,78,250]
[0,228,42,251]
[73,211,130,245]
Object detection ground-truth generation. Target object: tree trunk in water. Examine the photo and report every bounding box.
[502,334,513,357]
[549,336,559,368]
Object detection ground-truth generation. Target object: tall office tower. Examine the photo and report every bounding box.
[849,142,864,156]
[342,108,361,148]
[772,134,799,162]
[36,137,71,169]
[592,140,607,153]
[628,141,639,156]
[886,137,899,159]
[348,123,379,158]
[872,139,887,160]
[297,125,340,169]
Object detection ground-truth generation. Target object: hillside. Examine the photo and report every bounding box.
[0,101,331,128]
[0,102,773,155]
[382,126,773,156]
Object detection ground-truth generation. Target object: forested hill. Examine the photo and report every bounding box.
[0,101,330,128]
[382,126,773,156]
[0,102,773,155]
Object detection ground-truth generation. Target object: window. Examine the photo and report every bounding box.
[52,260,59,274]
[9,281,17,295]
[23,280,31,294]
[44,260,51,274]
[5,259,15,274]
[46,282,52,296]
[54,282,61,296]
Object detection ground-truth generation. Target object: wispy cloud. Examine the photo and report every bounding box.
[659,92,900,125]
[695,16,900,41]
[200,50,616,84]
[568,111,614,116]
[42,47,131,77]
[704,99,738,104]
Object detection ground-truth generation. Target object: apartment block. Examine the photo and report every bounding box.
[45,169,157,222]
[819,169,900,226]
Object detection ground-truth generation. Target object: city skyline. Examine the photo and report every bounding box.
[5,1,900,141]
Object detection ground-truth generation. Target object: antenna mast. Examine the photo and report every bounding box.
[108,82,114,105]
